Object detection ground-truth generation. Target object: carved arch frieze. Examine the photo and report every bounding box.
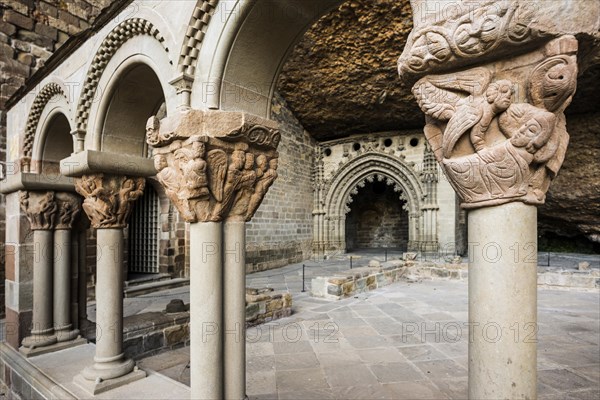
[23,83,69,159]
[74,18,170,133]
[177,0,219,76]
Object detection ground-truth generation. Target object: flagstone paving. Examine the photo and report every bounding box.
[138,278,599,399]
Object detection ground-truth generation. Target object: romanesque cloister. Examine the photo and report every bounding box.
[0,0,599,399]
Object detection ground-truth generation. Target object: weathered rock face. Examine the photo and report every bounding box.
[279,0,600,243]
[277,0,420,140]
[540,111,600,242]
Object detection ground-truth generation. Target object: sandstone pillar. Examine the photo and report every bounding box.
[468,202,537,398]
[73,174,146,395]
[19,191,58,351]
[53,192,82,343]
[398,4,580,395]
[146,110,280,399]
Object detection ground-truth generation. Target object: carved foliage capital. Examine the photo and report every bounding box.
[147,113,280,223]
[75,174,145,229]
[411,35,578,209]
[19,191,58,231]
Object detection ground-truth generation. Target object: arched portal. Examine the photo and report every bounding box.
[345,180,409,251]
[317,151,427,254]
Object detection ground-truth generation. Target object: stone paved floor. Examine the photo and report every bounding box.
[138,278,599,399]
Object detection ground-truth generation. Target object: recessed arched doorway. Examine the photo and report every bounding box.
[345,180,409,251]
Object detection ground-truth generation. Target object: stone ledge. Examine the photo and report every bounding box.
[311,260,469,300]
[245,288,293,327]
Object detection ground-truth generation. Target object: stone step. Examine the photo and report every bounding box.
[125,273,172,288]
[123,278,190,298]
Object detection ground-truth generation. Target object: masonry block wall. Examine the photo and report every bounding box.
[245,93,316,273]
[1,0,125,312]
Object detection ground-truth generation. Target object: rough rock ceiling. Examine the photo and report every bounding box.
[277,0,420,141]
[277,0,600,141]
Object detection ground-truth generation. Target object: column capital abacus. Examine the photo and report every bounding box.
[146,110,280,223]
[74,174,145,229]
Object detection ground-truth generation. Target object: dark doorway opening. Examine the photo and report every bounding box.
[345,180,408,251]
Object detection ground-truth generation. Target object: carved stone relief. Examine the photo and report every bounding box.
[74,174,145,229]
[146,111,280,223]
[55,192,82,230]
[19,191,58,231]
[398,1,547,79]
[410,35,578,209]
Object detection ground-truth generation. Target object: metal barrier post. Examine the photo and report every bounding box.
[302,264,306,292]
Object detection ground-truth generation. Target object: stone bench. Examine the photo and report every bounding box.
[245,288,293,327]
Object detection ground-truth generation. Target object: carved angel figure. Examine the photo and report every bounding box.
[246,157,278,220]
[413,68,513,158]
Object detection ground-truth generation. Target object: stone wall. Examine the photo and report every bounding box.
[0,0,120,319]
[245,93,316,273]
[345,181,409,250]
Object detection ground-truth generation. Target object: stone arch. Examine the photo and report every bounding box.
[86,55,169,156]
[321,152,425,252]
[74,18,171,136]
[193,0,344,113]
[23,82,70,162]
[177,0,219,76]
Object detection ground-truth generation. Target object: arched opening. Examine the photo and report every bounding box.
[39,113,72,174]
[345,180,408,251]
[101,63,165,156]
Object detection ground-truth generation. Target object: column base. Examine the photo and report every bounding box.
[81,356,136,381]
[73,367,146,395]
[21,333,57,350]
[20,336,87,358]
[56,327,80,343]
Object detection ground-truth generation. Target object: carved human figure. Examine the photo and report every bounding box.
[75,175,145,228]
[211,150,245,220]
[116,178,144,226]
[230,152,258,219]
[246,157,278,220]
[56,194,81,230]
[20,191,59,230]
[175,138,210,200]
[443,110,556,203]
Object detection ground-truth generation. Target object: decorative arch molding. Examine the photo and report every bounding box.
[23,82,69,160]
[316,152,430,253]
[177,0,219,76]
[74,18,171,133]
[326,152,424,217]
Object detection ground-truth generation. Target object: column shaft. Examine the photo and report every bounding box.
[54,229,77,341]
[29,230,55,341]
[190,222,223,400]
[82,228,134,380]
[468,202,537,399]
[224,221,246,400]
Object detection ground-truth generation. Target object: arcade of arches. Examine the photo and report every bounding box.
[0,0,598,399]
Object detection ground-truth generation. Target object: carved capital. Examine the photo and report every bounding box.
[55,192,82,230]
[146,111,280,223]
[408,35,578,209]
[19,191,58,230]
[74,174,145,229]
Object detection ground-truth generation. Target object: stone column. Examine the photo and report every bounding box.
[73,174,146,395]
[398,4,580,395]
[146,110,280,400]
[53,192,82,343]
[19,191,58,352]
